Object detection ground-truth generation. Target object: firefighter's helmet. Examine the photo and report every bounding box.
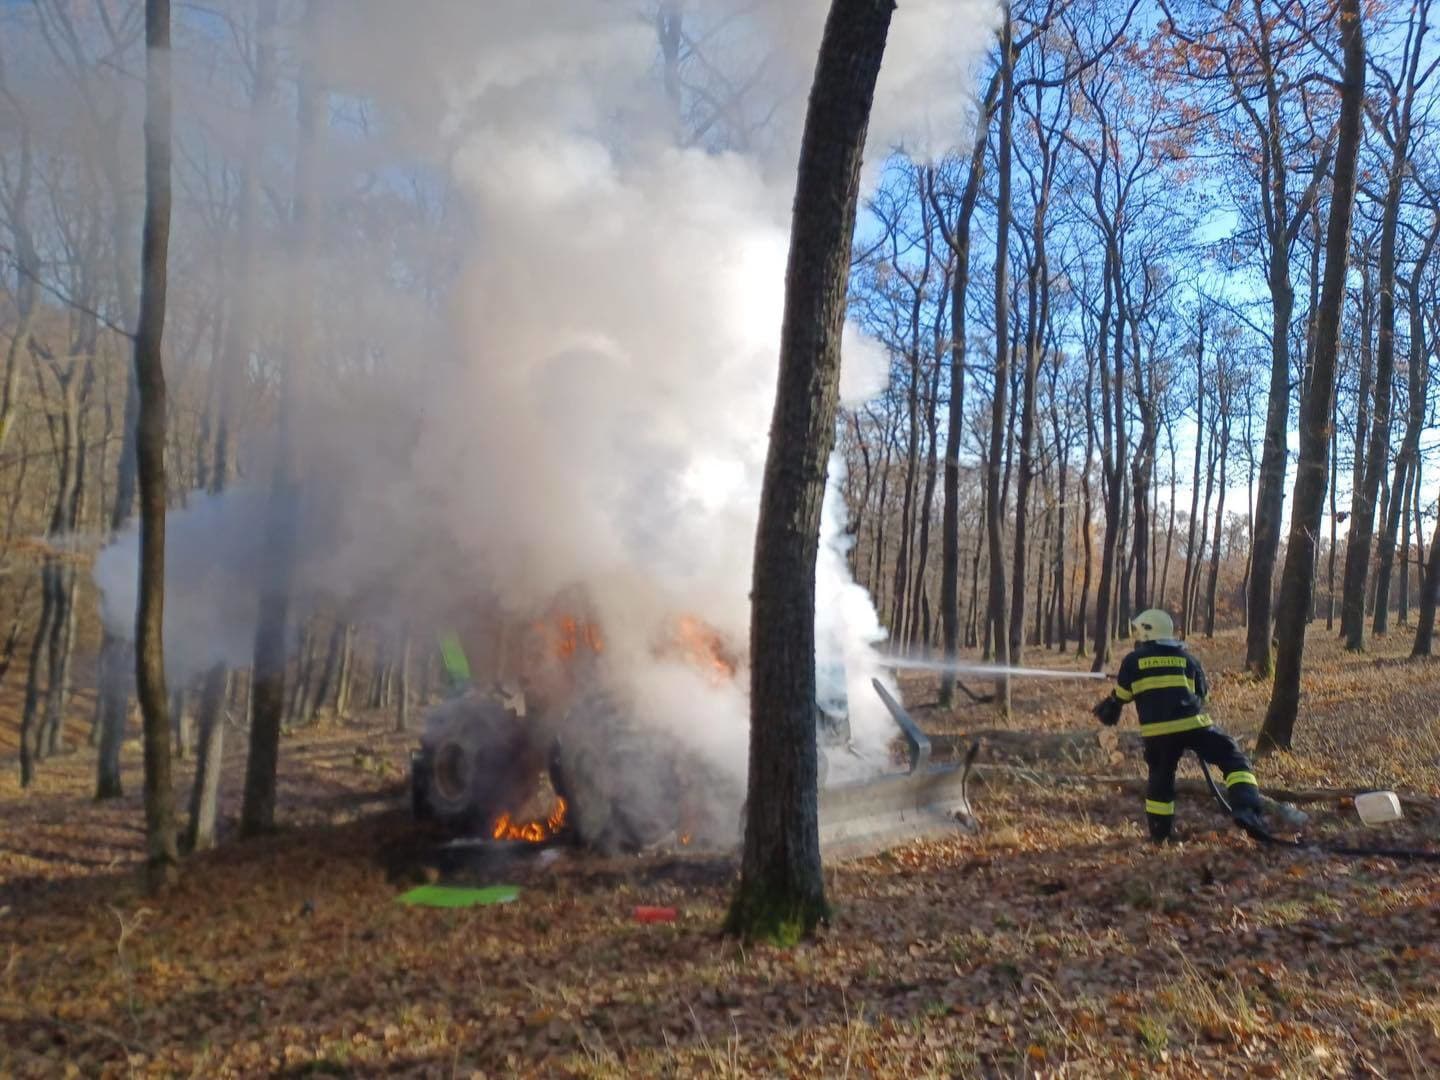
[1131,608,1176,643]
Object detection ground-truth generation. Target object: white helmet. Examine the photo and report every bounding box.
[1131,608,1176,643]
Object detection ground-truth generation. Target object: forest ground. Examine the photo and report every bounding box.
[3,630,1440,1078]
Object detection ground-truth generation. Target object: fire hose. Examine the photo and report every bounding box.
[1194,754,1440,863]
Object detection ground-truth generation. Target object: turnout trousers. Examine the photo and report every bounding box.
[1143,727,1260,842]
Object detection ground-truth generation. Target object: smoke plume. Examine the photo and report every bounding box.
[94,0,998,788]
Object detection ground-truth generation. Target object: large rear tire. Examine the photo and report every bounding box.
[416,695,545,829]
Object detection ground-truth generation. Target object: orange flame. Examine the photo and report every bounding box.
[539,615,605,661]
[671,615,737,683]
[492,797,568,843]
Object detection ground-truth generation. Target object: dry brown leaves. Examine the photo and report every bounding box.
[3,632,1440,1077]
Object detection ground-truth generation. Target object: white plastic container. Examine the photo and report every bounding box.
[1354,791,1403,827]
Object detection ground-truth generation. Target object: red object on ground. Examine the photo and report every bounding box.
[633,906,678,924]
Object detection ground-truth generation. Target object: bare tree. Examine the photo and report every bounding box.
[726,0,894,944]
[134,0,178,889]
[1162,0,1340,676]
[1341,0,1435,649]
[241,0,323,837]
[1261,0,1365,752]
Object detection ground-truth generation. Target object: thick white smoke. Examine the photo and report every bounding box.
[94,0,998,787]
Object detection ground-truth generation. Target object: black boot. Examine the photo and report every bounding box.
[1232,806,1267,838]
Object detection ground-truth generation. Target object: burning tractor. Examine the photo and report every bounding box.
[410,602,852,853]
[410,597,975,856]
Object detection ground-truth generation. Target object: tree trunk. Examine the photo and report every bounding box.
[18,577,55,787]
[334,623,356,719]
[1076,356,1096,658]
[1204,396,1230,637]
[986,8,1015,703]
[187,662,228,852]
[396,628,413,732]
[1009,155,1050,664]
[1414,508,1440,656]
[242,0,322,837]
[1247,261,1294,676]
[1327,392,1339,629]
[934,102,990,703]
[1343,155,1410,650]
[1375,238,1437,633]
[726,0,893,944]
[133,0,179,890]
[1160,421,1177,609]
[1259,0,1363,751]
[287,617,320,725]
[908,262,947,653]
[1091,241,1122,669]
[1403,456,1422,623]
[93,68,147,803]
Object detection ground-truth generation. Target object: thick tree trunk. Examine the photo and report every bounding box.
[133,0,179,891]
[1260,0,1363,752]
[726,0,892,944]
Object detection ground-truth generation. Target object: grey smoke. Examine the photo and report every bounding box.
[94,0,999,782]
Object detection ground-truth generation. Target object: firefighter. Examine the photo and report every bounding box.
[1091,608,1265,842]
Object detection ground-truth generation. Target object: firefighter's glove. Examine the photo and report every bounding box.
[1092,694,1123,727]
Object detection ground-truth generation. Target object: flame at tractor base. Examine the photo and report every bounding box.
[412,603,848,855]
[491,796,568,843]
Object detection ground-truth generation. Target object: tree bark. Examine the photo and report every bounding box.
[1259,0,1364,752]
[242,0,322,836]
[932,85,992,703]
[726,0,893,944]
[1204,381,1230,637]
[133,0,179,890]
[986,7,1015,703]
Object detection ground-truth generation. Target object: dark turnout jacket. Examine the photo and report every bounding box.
[1112,640,1212,737]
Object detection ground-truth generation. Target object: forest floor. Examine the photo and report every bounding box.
[3,629,1440,1077]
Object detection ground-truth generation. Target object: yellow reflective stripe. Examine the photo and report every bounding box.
[1114,686,1134,702]
[1145,800,1176,815]
[1225,771,1258,788]
[1131,674,1196,695]
[1140,714,1212,737]
[1138,656,1188,670]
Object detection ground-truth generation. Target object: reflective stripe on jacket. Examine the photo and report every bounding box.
[1114,641,1210,737]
